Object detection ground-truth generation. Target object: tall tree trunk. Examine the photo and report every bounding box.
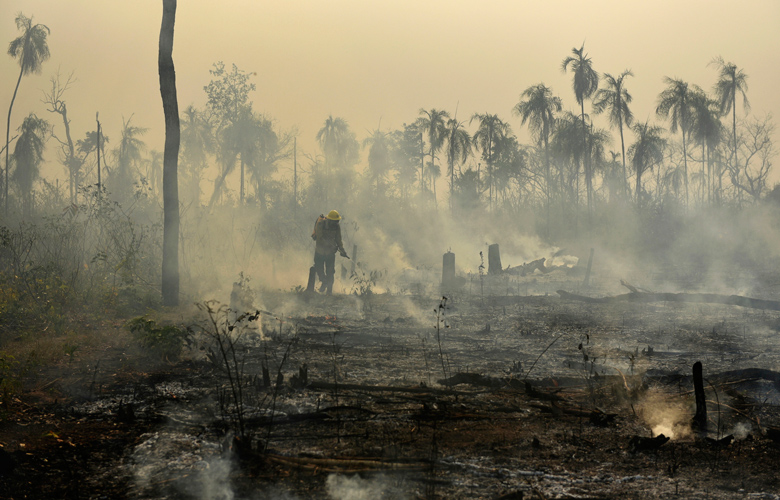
[701,144,706,206]
[5,66,24,215]
[420,133,424,196]
[635,166,642,210]
[449,158,454,214]
[681,130,689,208]
[239,156,244,203]
[580,101,592,221]
[293,137,297,210]
[706,143,711,205]
[53,102,79,204]
[732,97,737,179]
[544,134,551,238]
[96,116,102,194]
[159,0,180,306]
[619,112,628,202]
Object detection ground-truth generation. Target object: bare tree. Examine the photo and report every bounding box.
[43,71,83,204]
[728,115,774,203]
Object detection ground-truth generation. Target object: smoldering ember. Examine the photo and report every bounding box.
[2,3,780,500]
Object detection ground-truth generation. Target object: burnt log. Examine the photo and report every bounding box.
[629,434,669,453]
[557,289,780,311]
[505,258,547,276]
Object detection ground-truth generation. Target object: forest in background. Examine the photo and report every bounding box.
[1,11,779,392]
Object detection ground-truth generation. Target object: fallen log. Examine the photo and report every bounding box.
[505,258,547,276]
[266,454,428,473]
[307,380,470,395]
[557,289,780,311]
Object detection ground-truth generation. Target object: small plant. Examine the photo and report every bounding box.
[127,316,192,361]
[478,252,485,305]
[351,269,384,311]
[434,296,450,380]
[195,300,260,438]
[350,269,383,296]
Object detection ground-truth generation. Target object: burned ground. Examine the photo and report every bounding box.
[2,277,780,499]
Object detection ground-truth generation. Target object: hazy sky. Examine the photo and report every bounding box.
[2,0,779,184]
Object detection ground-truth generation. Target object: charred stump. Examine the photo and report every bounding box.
[582,247,594,287]
[488,244,502,275]
[441,251,456,292]
[692,361,707,436]
[306,266,316,292]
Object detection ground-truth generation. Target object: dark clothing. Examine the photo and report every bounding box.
[313,252,336,294]
[311,216,346,294]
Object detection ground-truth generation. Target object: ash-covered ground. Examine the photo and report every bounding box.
[2,268,780,500]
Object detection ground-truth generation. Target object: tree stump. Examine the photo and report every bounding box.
[441,252,456,292]
[692,361,707,436]
[583,248,594,287]
[306,266,316,292]
[488,244,502,275]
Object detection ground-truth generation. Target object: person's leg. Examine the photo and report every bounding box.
[313,253,326,290]
[325,253,336,295]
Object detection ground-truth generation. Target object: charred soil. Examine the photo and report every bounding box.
[2,290,780,499]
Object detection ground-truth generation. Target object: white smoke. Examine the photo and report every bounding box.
[194,457,234,500]
[326,473,408,500]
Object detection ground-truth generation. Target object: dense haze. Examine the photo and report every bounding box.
[0,0,779,308]
[4,5,780,497]
[1,1,779,171]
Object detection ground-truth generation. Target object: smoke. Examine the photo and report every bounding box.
[730,421,752,440]
[325,473,408,500]
[193,456,234,500]
[635,388,692,440]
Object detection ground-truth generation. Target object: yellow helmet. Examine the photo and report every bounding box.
[326,210,341,221]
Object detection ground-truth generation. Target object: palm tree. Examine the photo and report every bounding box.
[112,116,148,200]
[710,57,749,180]
[656,77,701,208]
[593,70,633,199]
[246,116,287,209]
[221,109,261,203]
[363,128,391,197]
[562,43,599,214]
[627,121,666,209]
[426,161,441,206]
[690,91,722,205]
[180,105,214,205]
[5,13,50,214]
[315,115,358,204]
[11,113,48,215]
[471,113,510,210]
[585,125,611,202]
[442,117,471,209]
[417,108,449,198]
[513,83,562,232]
[551,111,584,216]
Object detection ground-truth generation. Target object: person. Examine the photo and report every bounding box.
[311,210,349,294]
